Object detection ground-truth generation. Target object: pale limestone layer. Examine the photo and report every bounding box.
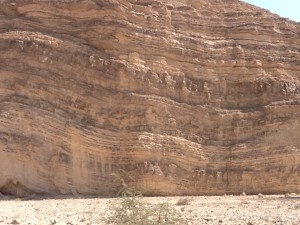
[0,0,299,196]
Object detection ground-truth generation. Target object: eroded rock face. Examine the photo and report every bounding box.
[0,0,299,196]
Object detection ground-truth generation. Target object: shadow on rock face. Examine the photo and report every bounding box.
[0,180,34,198]
[0,3,20,18]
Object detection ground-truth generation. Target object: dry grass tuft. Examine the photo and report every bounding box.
[176,197,193,206]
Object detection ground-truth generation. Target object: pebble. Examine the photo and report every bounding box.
[10,219,19,224]
[50,219,57,225]
[258,193,264,198]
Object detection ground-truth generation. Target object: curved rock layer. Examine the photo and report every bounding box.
[0,0,299,196]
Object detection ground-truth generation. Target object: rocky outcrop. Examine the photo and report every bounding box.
[0,0,299,196]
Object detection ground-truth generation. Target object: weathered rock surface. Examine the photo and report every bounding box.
[0,0,299,196]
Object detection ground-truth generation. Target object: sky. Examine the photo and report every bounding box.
[241,0,300,22]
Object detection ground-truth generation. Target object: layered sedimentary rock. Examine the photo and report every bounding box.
[0,0,299,196]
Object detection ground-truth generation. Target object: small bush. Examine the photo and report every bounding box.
[106,194,186,225]
[107,171,187,224]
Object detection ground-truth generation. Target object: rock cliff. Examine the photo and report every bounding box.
[0,0,299,196]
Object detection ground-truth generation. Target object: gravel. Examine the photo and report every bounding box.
[0,194,299,225]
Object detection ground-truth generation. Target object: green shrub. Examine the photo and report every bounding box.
[106,194,186,225]
[108,170,187,224]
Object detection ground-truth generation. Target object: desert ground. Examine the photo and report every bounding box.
[0,194,299,225]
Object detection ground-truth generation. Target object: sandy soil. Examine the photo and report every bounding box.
[0,194,299,225]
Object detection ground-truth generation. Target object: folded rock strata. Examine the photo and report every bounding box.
[0,0,299,196]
